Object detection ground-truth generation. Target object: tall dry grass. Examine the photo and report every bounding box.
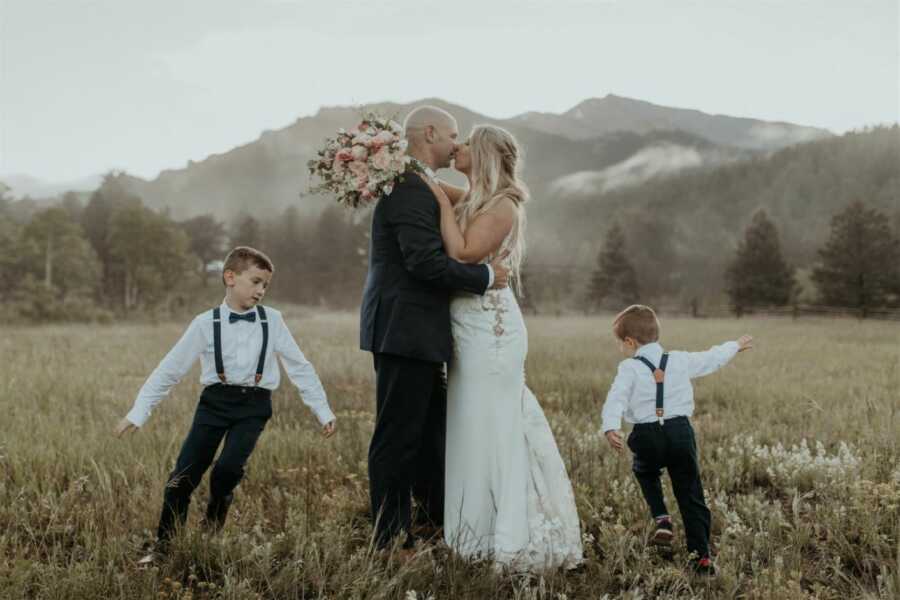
[1,312,898,599]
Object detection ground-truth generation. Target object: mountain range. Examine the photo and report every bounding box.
[4,95,832,221]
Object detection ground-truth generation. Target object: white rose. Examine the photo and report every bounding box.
[351,145,369,161]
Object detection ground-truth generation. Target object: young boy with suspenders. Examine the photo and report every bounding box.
[600,305,753,574]
[115,246,336,563]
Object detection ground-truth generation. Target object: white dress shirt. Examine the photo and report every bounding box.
[125,301,335,428]
[601,341,740,432]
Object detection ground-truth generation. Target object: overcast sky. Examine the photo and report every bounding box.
[1,0,898,181]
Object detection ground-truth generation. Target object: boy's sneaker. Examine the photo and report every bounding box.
[137,546,166,566]
[651,516,674,547]
[136,540,168,567]
[693,556,716,576]
[136,551,161,566]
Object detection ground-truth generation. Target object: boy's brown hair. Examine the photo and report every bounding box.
[612,304,660,344]
[222,246,274,285]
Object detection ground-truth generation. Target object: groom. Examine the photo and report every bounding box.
[360,105,510,551]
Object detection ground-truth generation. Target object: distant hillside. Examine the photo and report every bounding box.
[514,94,831,150]
[526,126,900,305]
[3,173,104,200]
[106,96,823,221]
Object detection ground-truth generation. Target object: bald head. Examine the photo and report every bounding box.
[403,105,456,137]
[403,105,459,170]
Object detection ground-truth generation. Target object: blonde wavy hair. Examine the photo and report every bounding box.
[456,124,529,293]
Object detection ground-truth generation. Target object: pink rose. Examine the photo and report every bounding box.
[361,188,374,201]
[372,147,391,170]
[349,160,369,182]
[335,148,353,162]
[369,130,395,149]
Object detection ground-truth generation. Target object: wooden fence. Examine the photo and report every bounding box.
[652,304,900,321]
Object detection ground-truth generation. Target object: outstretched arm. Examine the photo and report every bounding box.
[115,318,205,435]
[427,179,516,265]
[684,335,752,379]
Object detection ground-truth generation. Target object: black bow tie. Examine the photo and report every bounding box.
[229,311,256,324]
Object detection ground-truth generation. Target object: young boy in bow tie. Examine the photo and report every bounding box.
[115,246,336,563]
[600,304,752,575]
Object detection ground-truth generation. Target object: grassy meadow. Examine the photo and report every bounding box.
[1,311,898,599]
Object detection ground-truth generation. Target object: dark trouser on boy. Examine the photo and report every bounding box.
[156,384,272,547]
[627,416,711,560]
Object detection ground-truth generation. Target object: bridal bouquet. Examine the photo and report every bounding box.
[307,113,422,208]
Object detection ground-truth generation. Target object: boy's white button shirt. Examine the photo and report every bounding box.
[125,302,335,428]
[601,341,740,433]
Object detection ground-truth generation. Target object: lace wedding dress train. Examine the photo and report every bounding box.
[443,286,583,571]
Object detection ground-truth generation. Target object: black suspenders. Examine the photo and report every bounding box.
[635,353,669,425]
[255,306,268,385]
[213,307,226,383]
[211,306,269,386]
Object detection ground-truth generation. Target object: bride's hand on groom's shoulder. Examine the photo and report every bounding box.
[425,178,452,206]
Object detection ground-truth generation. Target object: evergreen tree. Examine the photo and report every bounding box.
[60,191,83,222]
[268,206,312,303]
[308,205,367,307]
[180,214,227,285]
[811,201,900,314]
[725,209,795,314]
[0,182,11,215]
[230,213,262,249]
[587,222,640,311]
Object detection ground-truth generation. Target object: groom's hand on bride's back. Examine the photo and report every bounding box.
[489,251,511,289]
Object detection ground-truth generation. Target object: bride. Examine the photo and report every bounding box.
[423,124,583,571]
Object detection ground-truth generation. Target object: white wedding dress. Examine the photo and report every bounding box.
[443,281,583,571]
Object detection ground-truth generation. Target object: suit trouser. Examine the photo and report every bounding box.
[368,352,446,549]
[156,384,271,543]
[627,416,711,558]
